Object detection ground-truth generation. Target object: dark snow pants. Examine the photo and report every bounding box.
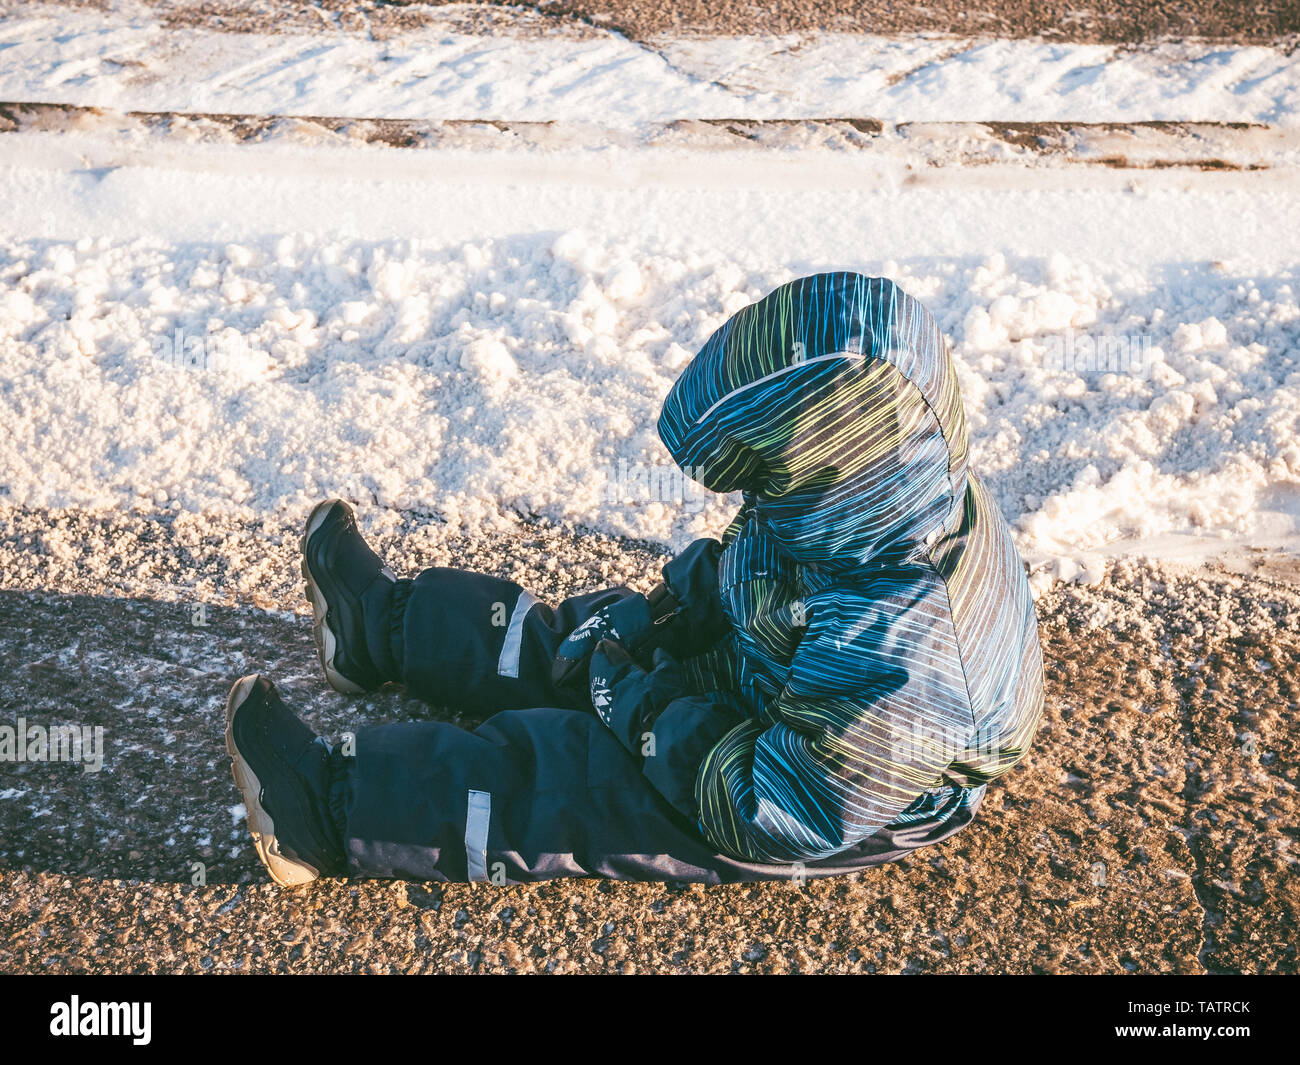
[337,567,985,884]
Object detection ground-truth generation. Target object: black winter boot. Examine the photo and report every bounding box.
[301,498,397,693]
[224,675,346,887]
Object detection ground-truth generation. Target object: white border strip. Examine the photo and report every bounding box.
[496,589,538,678]
[464,789,491,883]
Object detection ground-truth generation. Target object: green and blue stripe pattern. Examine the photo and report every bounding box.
[658,273,1045,864]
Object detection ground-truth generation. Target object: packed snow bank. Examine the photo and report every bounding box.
[4,131,1297,258]
[1,226,1297,574]
[1,6,1299,125]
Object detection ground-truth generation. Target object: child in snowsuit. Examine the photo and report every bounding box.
[225,272,1045,886]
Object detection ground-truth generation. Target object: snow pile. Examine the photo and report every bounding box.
[0,4,1296,578]
[1,7,1298,125]
[1,230,1296,571]
[951,253,1300,569]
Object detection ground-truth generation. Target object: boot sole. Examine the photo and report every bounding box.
[224,675,321,888]
[301,499,369,695]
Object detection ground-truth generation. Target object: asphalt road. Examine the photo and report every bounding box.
[1,508,1296,973]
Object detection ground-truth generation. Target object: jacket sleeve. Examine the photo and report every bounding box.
[693,581,973,864]
[588,641,748,820]
[594,578,973,865]
[692,695,949,864]
[583,535,741,815]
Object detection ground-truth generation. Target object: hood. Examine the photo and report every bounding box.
[658,273,970,571]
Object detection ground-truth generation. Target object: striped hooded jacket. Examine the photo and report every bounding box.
[593,272,1045,866]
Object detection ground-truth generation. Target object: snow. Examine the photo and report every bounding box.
[1,139,1297,576]
[1,7,1298,126]
[0,9,1297,586]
